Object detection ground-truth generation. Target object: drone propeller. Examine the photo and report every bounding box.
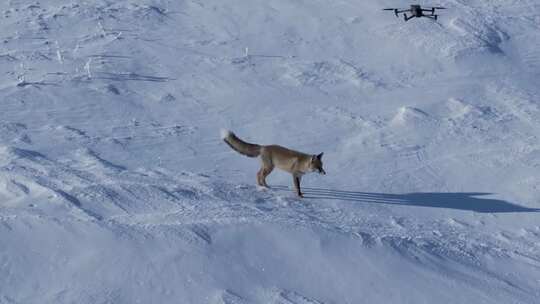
[429,6,446,9]
[383,8,399,17]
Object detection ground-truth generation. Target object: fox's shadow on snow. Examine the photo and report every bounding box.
[274,186,539,213]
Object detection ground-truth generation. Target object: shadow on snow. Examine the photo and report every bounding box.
[274,186,539,213]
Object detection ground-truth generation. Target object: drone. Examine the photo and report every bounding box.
[383,5,446,21]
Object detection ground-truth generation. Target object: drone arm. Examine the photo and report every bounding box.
[395,9,410,14]
[384,8,410,18]
[424,15,438,20]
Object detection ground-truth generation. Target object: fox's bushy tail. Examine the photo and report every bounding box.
[221,129,261,158]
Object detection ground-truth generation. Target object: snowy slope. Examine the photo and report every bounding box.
[1,0,540,303]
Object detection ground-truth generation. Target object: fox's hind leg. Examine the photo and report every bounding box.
[257,155,273,188]
[256,168,264,186]
[260,165,273,187]
[257,165,273,187]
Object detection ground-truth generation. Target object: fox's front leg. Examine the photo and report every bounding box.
[293,175,303,197]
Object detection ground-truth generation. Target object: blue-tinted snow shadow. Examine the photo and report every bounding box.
[274,186,539,213]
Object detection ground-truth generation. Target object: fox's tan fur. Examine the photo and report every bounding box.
[221,129,325,197]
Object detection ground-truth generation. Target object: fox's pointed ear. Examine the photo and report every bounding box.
[317,152,324,160]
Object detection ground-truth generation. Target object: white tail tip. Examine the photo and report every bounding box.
[220,129,232,140]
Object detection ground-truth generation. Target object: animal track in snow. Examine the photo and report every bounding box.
[276,289,325,304]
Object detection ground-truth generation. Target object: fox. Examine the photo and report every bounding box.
[221,129,326,197]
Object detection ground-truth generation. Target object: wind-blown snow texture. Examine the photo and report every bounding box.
[1,0,540,303]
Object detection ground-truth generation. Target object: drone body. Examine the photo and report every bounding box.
[384,4,446,21]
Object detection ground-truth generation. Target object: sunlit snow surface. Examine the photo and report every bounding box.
[1,0,540,303]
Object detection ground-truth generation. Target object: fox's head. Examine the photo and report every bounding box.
[310,153,326,175]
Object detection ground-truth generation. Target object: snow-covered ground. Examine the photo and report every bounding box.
[1,0,540,303]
